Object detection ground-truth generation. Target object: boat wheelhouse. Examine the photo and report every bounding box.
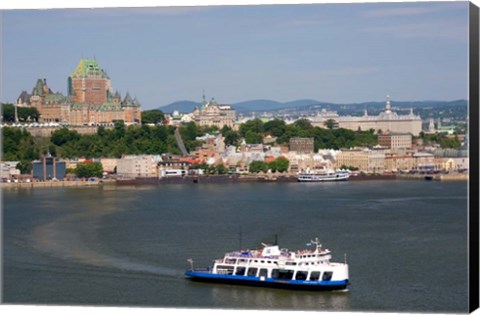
[185,238,349,291]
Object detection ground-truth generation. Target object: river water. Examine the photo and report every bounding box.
[2,180,468,312]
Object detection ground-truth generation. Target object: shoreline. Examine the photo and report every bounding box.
[0,173,468,189]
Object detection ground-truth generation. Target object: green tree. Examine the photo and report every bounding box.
[141,109,165,125]
[239,118,264,137]
[323,119,336,129]
[340,165,359,171]
[268,161,277,172]
[1,103,15,122]
[274,156,289,172]
[216,164,228,174]
[75,162,103,178]
[51,127,80,146]
[223,129,240,147]
[113,121,126,140]
[264,119,286,137]
[249,160,268,173]
[293,119,313,130]
[245,130,263,144]
[1,104,40,122]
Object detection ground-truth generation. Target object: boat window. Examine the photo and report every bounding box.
[235,267,246,276]
[259,268,268,278]
[271,269,280,279]
[225,258,236,264]
[309,271,320,281]
[217,265,234,275]
[322,271,333,281]
[277,269,295,280]
[247,268,258,277]
[295,271,308,281]
[239,259,247,263]
[254,260,258,263]
[286,262,297,266]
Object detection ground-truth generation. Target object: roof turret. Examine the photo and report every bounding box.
[17,90,31,104]
[122,92,135,107]
[133,97,141,107]
[31,78,52,96]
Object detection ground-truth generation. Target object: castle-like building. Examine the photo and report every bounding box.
[16,58,141,125]
[310,96,422,135]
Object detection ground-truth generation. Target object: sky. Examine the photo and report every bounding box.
[0,0,471,110]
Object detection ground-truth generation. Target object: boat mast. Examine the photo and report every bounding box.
[239,225,242,249]
[311,237,321,252]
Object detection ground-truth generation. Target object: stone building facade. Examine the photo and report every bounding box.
[192,98,236,129]
[310,96,422,135]
[378,132,413,149]
[116,155,161,178]
[289,137,314,153]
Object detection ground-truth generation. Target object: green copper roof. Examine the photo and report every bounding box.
[44,92,70,104]
[99,102,122,111]
[70,58,109,78]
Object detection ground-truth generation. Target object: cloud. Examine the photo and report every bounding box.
[362,6,441,18]
[304,66,381,79]
[361,2,466,19]
[359,21,468,43]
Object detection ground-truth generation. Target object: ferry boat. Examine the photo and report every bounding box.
[297,167,350,182]
[185,238,349,291]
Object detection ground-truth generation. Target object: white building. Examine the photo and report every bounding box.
[309,96,422,135]
[116,155,162,178]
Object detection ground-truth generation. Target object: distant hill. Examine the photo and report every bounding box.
[159,100,201,113]
[158,99,467,114]
[232,99,284,112]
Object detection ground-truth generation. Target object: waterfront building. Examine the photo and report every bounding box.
[289,137,314,153]
[384,150,416,172]
[192,97,236,129]
[334,149,370,172]
[283,150,337,173]
[32,156,66,180]
[334,148,387,173]
[413,152,436,171]
[100,158,119,174]
[116,155,161,178]
[378,132,413,149]
[15,58,142,125]
[0,161,21,180]
[438,157,469,171]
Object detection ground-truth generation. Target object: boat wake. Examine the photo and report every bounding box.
[30,211,181,279]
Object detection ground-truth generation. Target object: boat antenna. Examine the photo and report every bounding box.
[274,234,278,246]
[187,258,194,271]
[239,225,242,249]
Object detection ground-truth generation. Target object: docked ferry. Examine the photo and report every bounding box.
[297,167,350,182]
[185,238,349,291]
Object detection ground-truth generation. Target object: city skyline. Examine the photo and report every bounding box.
[2,1,470,110]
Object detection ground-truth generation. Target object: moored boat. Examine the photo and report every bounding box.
[185,238,349,291]
[297,167,350,182]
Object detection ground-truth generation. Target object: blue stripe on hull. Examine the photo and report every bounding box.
[185,271,349,291]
